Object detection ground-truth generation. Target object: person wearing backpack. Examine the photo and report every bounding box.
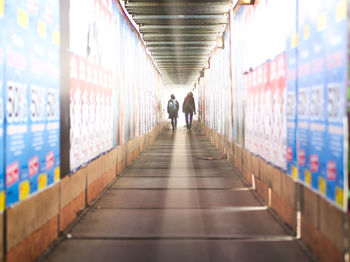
[182,92,196,131]
[167,94,179,131]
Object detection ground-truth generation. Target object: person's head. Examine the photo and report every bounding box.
[188,92,193,97]
[171,94,175,99]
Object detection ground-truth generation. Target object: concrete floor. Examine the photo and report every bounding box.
[41,127,315,262]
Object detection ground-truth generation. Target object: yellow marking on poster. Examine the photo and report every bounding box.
[17,8,28,28]
[0,191,5,211]
[54,167,60,182]
[318,14,327,31]
[0,0,4,18]
[304,25,310,40]
[53,30,60,45]
[38,173,47,190]
[291,34,298,48]
[305,169,311,186]
[336,0,346,22]
[318,177,326,195]
[292,165,298,180]
[336,187,344,207]
[19,180,30,200]
[38,20,46,37]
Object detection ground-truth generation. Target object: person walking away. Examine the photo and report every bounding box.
[183,92,196,131]
[167,94,179,131]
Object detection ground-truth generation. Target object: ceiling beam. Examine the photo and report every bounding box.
[144,34,217,41]
[162,70,200,73]
[140,24,223,33]
[133,14,227,19]
[132,14,228,25]
[155,59,205,62]
[159,65,203,68]
[148,46,210,51]
[126,2,230,7]
[159,63,203,66]
[144,33,216,37]
[127,0,231,2]
[159,68,203,71]
[153,55,206,58]
[126,2,230,15]
[164,72,198,74]
[146,41,215,46]
[152,52,208,56]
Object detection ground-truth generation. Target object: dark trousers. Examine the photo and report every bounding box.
[185,112,193,130]
[171,118,177,130]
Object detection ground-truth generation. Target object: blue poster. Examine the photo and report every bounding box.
[45,42,60,188]
[297,20,312,184]
[0,0,5,211]
[286,33,298,179]
[27,0,60,193]
[27,17,48,195]
[323,2,347,208]
[4,4,31,206]
[43,0,60,188]
[4,1,60,207]
[308,19,327,192]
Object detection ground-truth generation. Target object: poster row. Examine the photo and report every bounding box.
[198,0,348,210]
[286,0,348,210]
[69,0,163,171]
[1,1,60,208]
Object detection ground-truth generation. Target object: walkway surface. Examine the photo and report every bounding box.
[42,127,315,262]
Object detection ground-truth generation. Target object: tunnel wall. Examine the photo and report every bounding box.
[196,1,349,262]
[0,0,166,261]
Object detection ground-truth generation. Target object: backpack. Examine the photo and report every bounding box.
[168,99,177,114]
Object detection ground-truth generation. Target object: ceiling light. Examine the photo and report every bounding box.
[241,0,255,4]
[217,36,224,48]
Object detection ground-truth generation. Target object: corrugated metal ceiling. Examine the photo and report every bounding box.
[122,0,232,86]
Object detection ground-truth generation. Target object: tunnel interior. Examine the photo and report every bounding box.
[0,0,349,262]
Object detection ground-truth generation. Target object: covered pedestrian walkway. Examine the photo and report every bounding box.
[41,127,313,262]
[0,0,349,262]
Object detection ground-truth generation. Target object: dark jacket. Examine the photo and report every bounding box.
[167,99,179,118]
[183,95,196,114]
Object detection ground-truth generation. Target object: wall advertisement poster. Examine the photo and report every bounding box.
[4,1,60,207]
